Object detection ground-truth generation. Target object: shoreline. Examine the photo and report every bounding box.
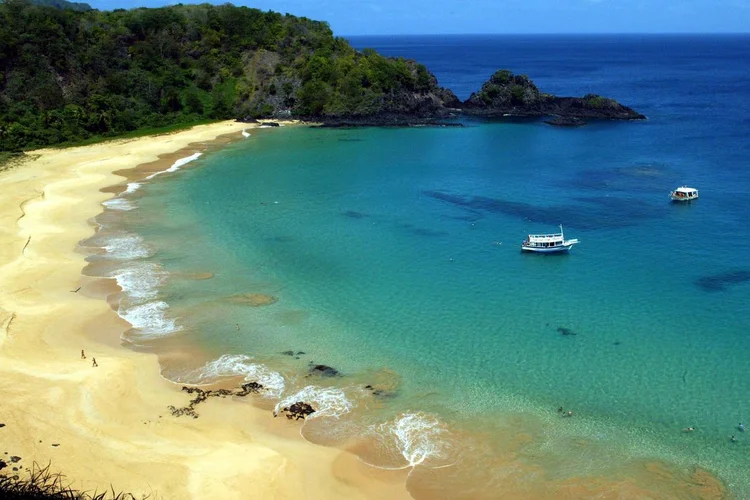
[0,120,411,499]
[0,119,732,500]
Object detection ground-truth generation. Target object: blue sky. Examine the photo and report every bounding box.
[87,0,750,35]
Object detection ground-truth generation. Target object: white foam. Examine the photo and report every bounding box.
[103,233,151,260]
[119,300,182,338]
[123,182,141,194]
[146,152,202,180]
[378,412,446,467]
[102,197,136,211]
[274,385,354,419]
[241,129,251,138]
[112,262,165,302]
[181,354,286,397]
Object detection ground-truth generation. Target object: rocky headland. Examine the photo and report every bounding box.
[461,69,645,122]
[1,1,645,152]
[297,69,645,127]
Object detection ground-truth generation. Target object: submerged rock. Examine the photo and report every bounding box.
[226,293,279,307]
[183,272,214,280]
[309,364,340,377]
[695,269,750,292]
[557,327,577,336]
[545,116,588,127]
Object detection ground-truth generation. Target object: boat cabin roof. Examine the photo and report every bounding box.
[526,233,564,242]
[674,186,698,193]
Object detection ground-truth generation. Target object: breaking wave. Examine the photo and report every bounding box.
[176,354,285,398]
[377,412,448,467]
[111,261,166,302]
[119,300,182,339]
[123,182,141,194]
[274,385,354,419]
[102,233,152,260]
[102,197,136,211]
[145,152,202,180]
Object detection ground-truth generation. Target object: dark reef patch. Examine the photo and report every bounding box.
[448,211,485,222]
[398,223,448,237]
[545,116,588,127]
[695,270,750,292]
[342,210,368,219]
[557,327,577,336]
[561,163,669,194]
[266,235,294,243]
[308,364,340,377]
[423,190,661,230]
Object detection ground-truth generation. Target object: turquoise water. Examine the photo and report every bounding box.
[88,36,750,497]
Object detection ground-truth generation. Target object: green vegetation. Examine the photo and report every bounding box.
[0,0,449,151]
[469,70,540,107]
[0,461,134,499]
[583,94,613,109]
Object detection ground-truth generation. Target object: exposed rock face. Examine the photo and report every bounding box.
[462,70,645,120]
[277,401,316,420]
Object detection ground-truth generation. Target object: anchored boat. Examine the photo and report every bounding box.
[670,186,699,202]
[521,225,579,253]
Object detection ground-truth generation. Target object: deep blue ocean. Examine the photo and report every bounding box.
[91,35,750,498]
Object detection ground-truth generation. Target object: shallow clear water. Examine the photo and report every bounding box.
[91,35,750,496]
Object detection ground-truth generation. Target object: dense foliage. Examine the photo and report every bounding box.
[0,0,454,151]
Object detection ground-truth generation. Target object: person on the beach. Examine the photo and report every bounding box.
[730,435,737,442]
[739,423,745,432]
[81,349,86,359]
[92,357,98,367]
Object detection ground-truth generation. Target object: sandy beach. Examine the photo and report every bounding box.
[0,121,410,499]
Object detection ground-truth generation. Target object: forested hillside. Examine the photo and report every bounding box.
[0,0,458,150]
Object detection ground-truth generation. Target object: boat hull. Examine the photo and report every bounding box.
[521,244,576,253]
[670,195,698,202]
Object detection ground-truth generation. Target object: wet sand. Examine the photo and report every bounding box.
[0,121,410,499]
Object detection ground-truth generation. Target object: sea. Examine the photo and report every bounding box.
[85,35,750,499]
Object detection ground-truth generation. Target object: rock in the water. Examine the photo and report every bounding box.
[462,70,645,121]
[227,293,279,307]
[309,364,339,377]
[557,327,577,336]
[278,401,316,420]
[545,116,587,127]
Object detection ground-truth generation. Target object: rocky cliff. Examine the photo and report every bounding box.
[460,70,645,121]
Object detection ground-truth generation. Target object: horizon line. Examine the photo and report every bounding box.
[343,32,750,37]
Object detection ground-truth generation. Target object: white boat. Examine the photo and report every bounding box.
[670,186,698,202]
[521,225,579,253]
